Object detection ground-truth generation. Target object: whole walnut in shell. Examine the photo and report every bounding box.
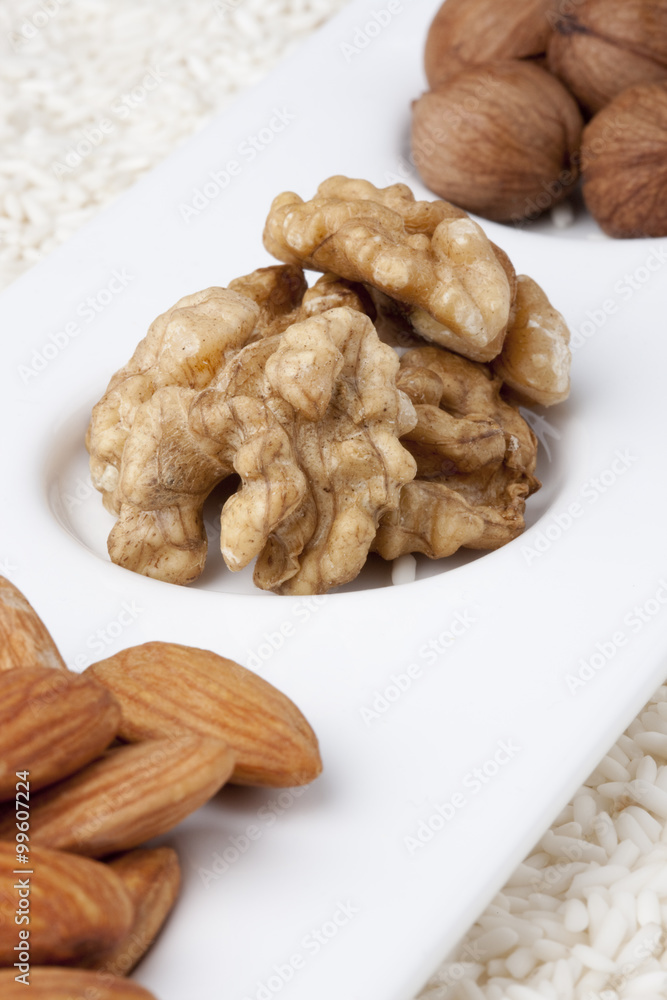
[425,0,555,88]
[581,82,667,238]
[548,0,667,116]
[412,61,583,223]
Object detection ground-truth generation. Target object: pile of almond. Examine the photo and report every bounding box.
[0,576,322,999]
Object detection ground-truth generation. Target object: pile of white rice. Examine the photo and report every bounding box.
[417,687,667,1000]
[1,4,666,998]
[0,0,348,289]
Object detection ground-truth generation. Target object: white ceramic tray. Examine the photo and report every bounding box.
[2,1,667,997]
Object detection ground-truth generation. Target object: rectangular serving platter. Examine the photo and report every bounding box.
[1,1,667,998]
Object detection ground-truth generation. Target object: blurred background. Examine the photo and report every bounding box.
[0,0,349,289]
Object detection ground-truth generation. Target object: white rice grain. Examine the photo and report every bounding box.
[568,866,630,894]
[635,755,658,784]
[541,832,607,865]
[636,890,661,927]
[505,984,549,1000]
[573,794,597,836]
[473,928,520,959]
[533,939,570,962]
[574,969,612,997]
[608,840,642,870]
[572,944,618,972]
[552,958,575,998]
[505,947,538,980]
[623,806,661,843]
[621,970,667,994]
[628,780,667,819]
[598,756,632,782]
[563,899,589,934]
[592,908,627,958]
[594,812,619,855]
[610,891,637,938]
[391,554,417,586]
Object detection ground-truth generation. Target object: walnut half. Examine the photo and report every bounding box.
[374,346,540,560]
[263,176,516,362]
[97,299,417,595]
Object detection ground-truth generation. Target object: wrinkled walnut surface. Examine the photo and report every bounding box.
[228,264,306,338]
[87,176,572,594]
[102,304,417,595]
[263,176,515,362]
[492,275,571,407]
[86,287,261,513]
[374,345,540,560]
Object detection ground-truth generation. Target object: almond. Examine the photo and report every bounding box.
[0,967,158,999]
[88,642,322,787]
[0,842,133,965]
[82,847,181,976]
[0,736,235,857]
[0,667,121,800]
[0,577,67,673]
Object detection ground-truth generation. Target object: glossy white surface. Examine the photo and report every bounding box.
[1,1,667,997]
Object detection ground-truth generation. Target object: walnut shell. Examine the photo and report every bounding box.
[425,0,555,88]
[548,0,667,116]
[411,61,583,223]
[581,82,667,238]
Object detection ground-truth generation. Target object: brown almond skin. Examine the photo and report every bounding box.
[0,737,235,858]
[548,0,667,116]
[425,0,555,88]
[0,842,133,965]
[581,82,667,238]
[0,667,121,800]
[82,847,181,976]
[412,61,583,223]
[0,576,67,673]
[87,642,322,787]
[0,968,158,999]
